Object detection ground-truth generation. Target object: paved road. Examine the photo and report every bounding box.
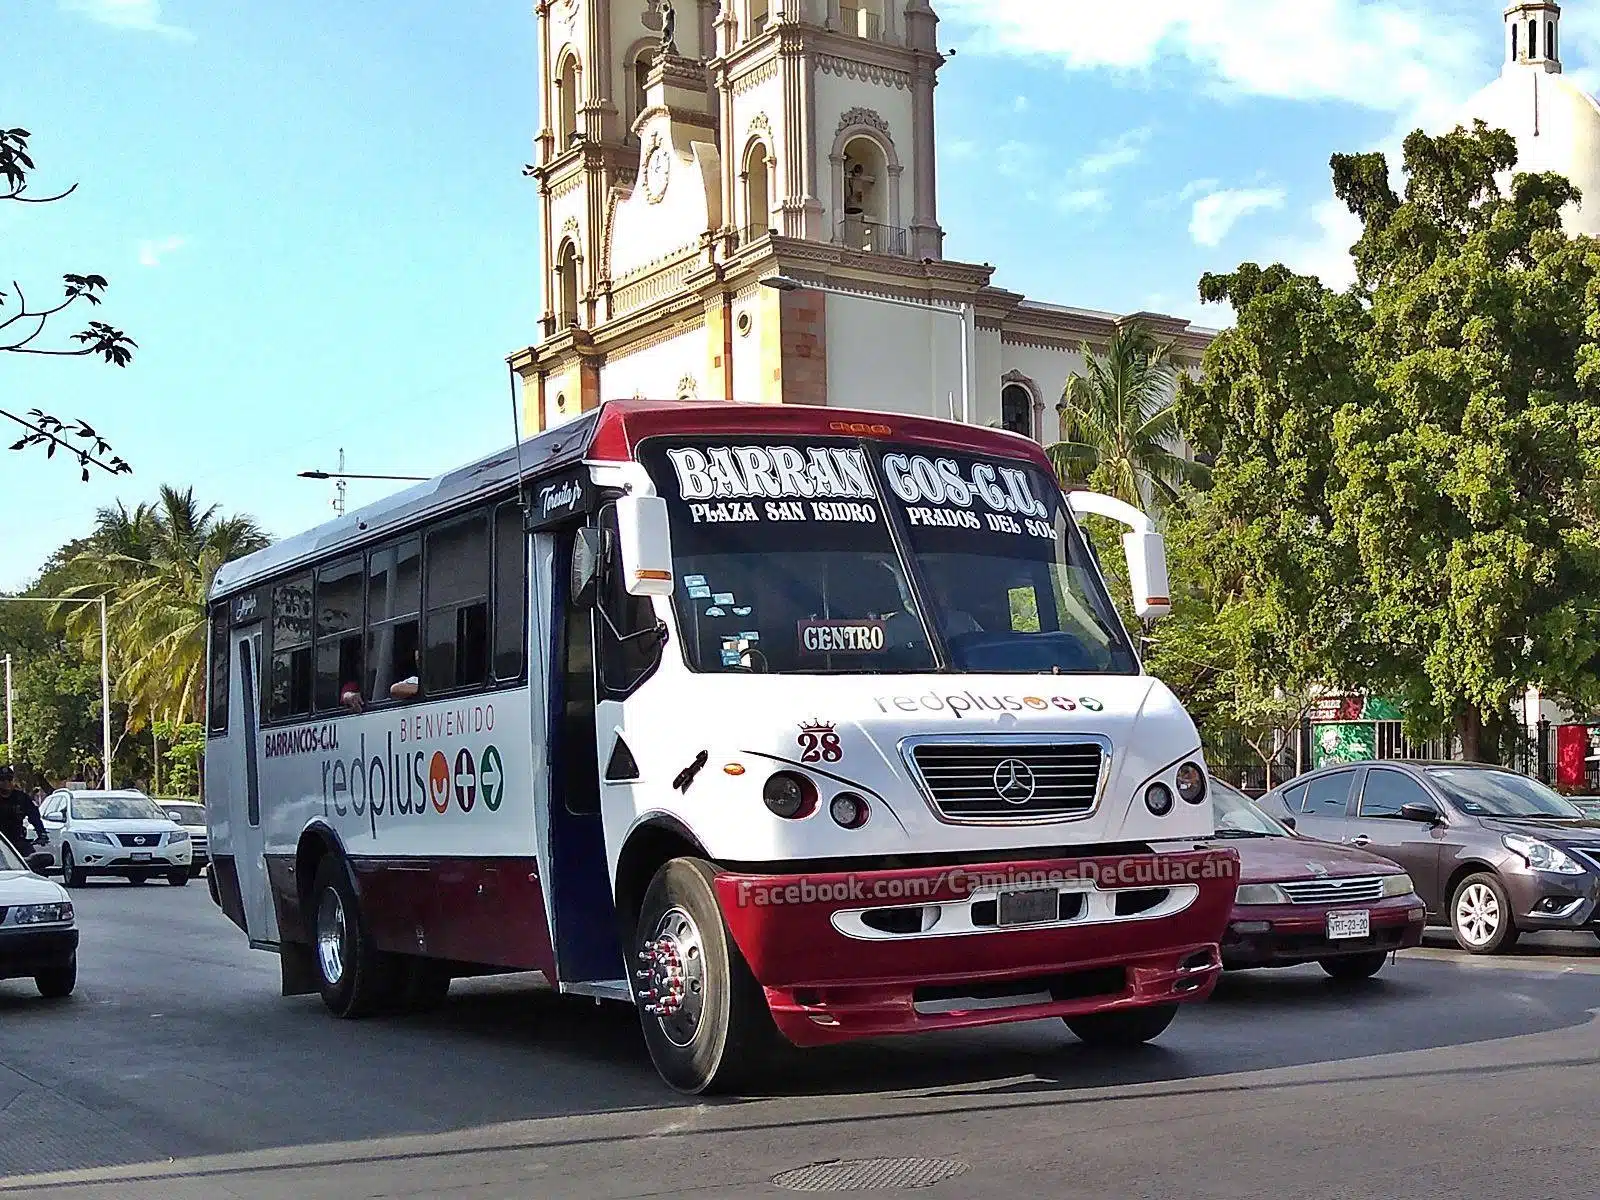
[2,882,1598,1199]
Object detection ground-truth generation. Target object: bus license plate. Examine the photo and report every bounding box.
[131,852,151,862]
[1327,909,1370,940]
[997,888,1058,927]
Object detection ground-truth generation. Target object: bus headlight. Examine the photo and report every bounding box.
[763,772,815,819]
[829,793,870,830]
[1176,762,1207,804]
[1144,783,1174,816]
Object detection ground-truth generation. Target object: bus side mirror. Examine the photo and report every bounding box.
[1123,530,1171,622]
[571,527,605,609]
[616,495,674,597]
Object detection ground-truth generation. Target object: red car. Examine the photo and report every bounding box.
[1209,781,1426,979]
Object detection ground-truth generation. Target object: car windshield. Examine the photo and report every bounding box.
[162,805,204,824]
[643,437,1138,676]
[0,834,26,871]
[1427,769,1585,819]
[74,794,166,821]
[1210,781,1292,838]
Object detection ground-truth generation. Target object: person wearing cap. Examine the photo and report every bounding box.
[0,766,46,852]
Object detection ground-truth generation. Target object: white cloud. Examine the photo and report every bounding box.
[1078,125,1153,177]
[1189,187,1286,246]
[995,140,1038,179]
[1058,187,1110,214]
[937,0,1486,131]
[1013,95,1030,113]
[942,138,979,160]
[137,235,186,267]
[62,0,193,40]
[1269,198,1365,289]
[1177,178,1221,202]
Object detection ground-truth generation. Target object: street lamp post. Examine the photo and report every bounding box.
[3,653,13,753]
[298,453,429,518]
[760,274,974,424]
[0,596,112,787]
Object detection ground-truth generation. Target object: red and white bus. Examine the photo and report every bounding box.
[204,400,1237,1093]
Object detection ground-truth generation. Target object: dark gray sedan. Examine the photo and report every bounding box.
[1258,762,1600,954]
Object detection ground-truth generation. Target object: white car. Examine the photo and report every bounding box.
[0,834,78,997]
[157,800,209,877]
[38,789,194,887]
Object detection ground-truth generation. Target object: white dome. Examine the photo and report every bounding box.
[1455,4,1600,237]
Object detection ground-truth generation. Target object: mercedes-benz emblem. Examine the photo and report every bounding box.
[993,758,1037,805]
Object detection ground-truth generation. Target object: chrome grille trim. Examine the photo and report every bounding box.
[899,733,1112,826]
[1279,876,1387,904]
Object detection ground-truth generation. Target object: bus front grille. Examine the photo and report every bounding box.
[907,741,1106,824]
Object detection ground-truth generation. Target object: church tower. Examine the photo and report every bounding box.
[509,2,1212,438]
[1504,1,1561,74]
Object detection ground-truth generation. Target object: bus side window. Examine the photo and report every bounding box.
[207,604,230,734]
[315,555,366,712]
[268,575,314,721]
[598,507,662,696]
[492,499,527,682]
[424,511,491,694]
[366,537,421,703]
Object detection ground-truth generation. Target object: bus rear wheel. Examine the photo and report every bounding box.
[633,857,779,1095]
[310,857,395,1018]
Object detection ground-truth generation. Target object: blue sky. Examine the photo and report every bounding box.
[1,0,1587,589]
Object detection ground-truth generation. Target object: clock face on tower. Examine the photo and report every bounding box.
[644,137,671,203]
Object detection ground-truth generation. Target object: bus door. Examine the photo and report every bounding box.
[537,528,625,991]
[231,623,280,945]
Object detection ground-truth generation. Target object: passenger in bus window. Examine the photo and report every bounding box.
[388,633,420,701]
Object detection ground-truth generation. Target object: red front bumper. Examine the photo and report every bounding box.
[713,848,1240,1047]
[1220,895,1426,968]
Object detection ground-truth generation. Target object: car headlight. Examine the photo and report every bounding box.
[72,831,113,845]
[1503,834,1585,875]
[1234,883,1291,905]
[1175,761,1207,804]
[7,902,74,925]
[167,829,190,844]
[1381,873,1416,898]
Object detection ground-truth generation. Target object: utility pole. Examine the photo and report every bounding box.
[333,448,348,518]
[3,653,13,755]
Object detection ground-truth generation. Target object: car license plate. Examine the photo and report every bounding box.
[131,852,151,862]
[997,888,1058,926]
[1327,909,1370,940]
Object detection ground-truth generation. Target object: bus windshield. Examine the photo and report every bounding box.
[641,437,1139,676]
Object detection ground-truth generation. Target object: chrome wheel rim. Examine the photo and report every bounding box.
[316,888,348,985]
[636,906,706,1048]
[1456,882,1500,947]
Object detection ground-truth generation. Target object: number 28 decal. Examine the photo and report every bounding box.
[797,719,842,763]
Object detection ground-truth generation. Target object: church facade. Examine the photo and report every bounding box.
[509,0,1214,439]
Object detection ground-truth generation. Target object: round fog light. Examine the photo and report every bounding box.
[1176,762,1207,804]
[829,792,870,830]
[763,772,814,819]
[1145,783,1174,816]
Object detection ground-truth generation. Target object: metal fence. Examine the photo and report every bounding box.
[1205,718,1576,797]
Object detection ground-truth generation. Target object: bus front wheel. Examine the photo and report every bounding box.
[633,857,778,1095]
[310,857,395,1018]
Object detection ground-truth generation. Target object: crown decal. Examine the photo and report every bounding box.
[798,718,836,736]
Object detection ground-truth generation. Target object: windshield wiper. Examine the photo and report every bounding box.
[1211,828,1276,839]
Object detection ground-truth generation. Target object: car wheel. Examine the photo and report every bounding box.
[128,873,148,885]
[60,846,85,889]
[310,856,398,1018]
[35,954,77,999]
[1064,1003,1179,1047]
[1451,872,1520,954]
[1318,951,1390,981]
[168,869,189,887]
[396,957,452,1013]
[634,857,781,1095]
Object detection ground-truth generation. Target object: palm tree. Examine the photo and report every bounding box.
[56,486,270,732]
[1046,321,1205,509]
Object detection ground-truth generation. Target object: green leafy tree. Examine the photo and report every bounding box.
[59,487,270,730]
[1048,321,1205,509]
[1182,120,1600,762]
